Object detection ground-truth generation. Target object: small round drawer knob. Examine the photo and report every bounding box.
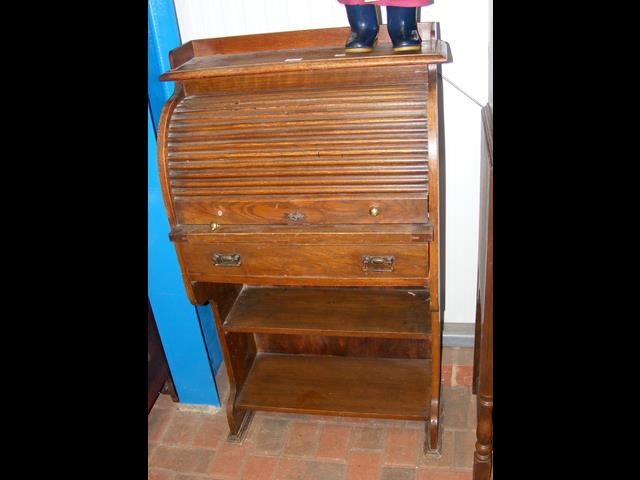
[369,206,379,217]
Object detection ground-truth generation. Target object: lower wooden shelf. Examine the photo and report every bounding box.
[224,285,431,339]
[236,353,432,420]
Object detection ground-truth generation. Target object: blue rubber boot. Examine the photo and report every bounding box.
[345,5,379,53]
[387,6,422,52]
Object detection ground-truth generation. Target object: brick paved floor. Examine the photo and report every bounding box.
[149,347,476,480]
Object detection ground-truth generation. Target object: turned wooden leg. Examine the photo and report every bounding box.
[473,295,493,479]
[473,393,493,479]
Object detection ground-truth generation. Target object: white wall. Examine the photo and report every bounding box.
[173,0,489,324]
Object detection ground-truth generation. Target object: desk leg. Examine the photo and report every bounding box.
[426,309,442,453]
[209,289,256,442]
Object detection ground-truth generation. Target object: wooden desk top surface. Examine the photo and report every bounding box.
[160,23,449,80]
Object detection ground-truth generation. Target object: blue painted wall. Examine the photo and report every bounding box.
[147,0,179,126]
[195,306,224,373]
[148,0,223,405]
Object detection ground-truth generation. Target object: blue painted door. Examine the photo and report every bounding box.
[148,0,223,405]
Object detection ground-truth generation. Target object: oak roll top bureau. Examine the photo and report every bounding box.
[157,23,450,453]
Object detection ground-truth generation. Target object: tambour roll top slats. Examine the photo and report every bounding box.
[165,83,429,225]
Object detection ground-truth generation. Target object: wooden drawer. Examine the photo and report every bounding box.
[174,196,428,225]
[179,242,429,286]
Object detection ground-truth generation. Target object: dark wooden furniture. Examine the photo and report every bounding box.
[157,24,450,452]
[473,104,493,478]
[148,298,178,413]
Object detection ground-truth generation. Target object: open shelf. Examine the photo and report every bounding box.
[236,353,431,420]
[224,286,431,339]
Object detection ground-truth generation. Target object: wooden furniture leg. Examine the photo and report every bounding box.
[472,298,481,395]
[148,297,178,412]
[473,392,493,478]
[205,283,256,441]
[426,309,442,453]
[473,104,493,479]
[161,377,179,402]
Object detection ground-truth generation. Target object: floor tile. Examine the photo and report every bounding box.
[384,428,419,466]
[350,426,385,451]
[381,466,417,480]
[163,411,203,445]
[442,388,470,430]
[208,442,248,478]
[248,417,289,455]
[346,451,381,480]
[284,422,322,457]
[150,445,216,474]
[317,425,351,460]
[241,455,278,480]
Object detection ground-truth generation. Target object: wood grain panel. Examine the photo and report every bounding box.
[174,196,427,225]
[184,64,430,95]
[255,334,431,359]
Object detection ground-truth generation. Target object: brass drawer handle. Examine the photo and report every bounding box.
[213,253,241,267]
[362,255,395,272]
